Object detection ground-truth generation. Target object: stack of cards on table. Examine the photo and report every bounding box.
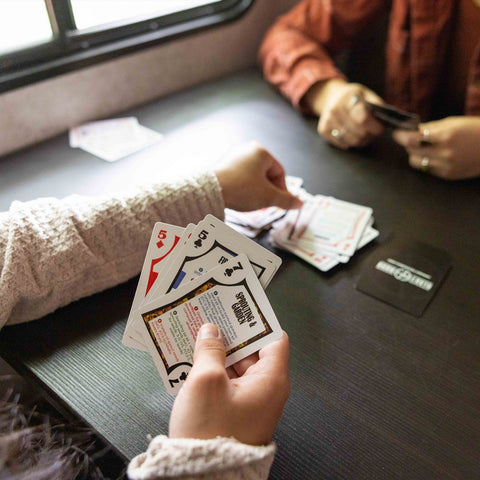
[122,214,283,394]
[270,188,379,272]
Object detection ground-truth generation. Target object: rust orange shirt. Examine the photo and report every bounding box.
[440,0,480,115]
[259,0,480,120]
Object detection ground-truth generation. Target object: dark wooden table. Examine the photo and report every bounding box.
[1,70,479,479]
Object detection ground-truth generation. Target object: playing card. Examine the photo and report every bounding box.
[122,222,185,350]
[225,206,286,230]
[285,175,304,192]
[292,195,373,256]
[358,226,379,249]
[270,208,379,272]
[138,253,283,394]
[142,223,196,306]
[69,117,163,162]
[201,214,282,285]
[225,220,264,238]
[222,176,304,239]
[270,215,340,272]
[146,214,282,299]
[364,100,420,131]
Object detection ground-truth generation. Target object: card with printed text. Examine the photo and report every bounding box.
[138,253,283,394]
[356,240,451,316]
[269,185,378,272]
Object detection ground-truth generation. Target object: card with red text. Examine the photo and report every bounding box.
[122,222,184,350]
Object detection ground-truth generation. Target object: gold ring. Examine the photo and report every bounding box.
[331,128,344,142]
[348,94,361,109]
[420,128,433,146]
[420,156,430,172]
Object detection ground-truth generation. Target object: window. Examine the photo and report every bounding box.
[71,1,215,30]
[0,1,52,55]
[0,0,253,93]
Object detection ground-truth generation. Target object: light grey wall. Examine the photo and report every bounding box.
[0,0,298,158]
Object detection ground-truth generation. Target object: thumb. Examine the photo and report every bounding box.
[192,323,227,373]
[269,187,303,210]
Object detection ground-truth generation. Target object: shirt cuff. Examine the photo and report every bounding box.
[127,435,276,480]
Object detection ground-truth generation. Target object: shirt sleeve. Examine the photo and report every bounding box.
[258,0,388,112]
[127,435,276,480]
[0,171,224,329]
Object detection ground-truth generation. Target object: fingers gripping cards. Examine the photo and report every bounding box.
[122,215,283,394]
[270,192,378,272]
[224,175,304,238]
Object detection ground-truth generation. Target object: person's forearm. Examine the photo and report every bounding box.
[0,172,224,329]
[259,23,345,112]
[259,0,386,112]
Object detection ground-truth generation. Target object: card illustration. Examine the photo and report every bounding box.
[146,230,181,295]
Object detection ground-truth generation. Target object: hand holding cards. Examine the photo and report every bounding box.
[123,215,283,394]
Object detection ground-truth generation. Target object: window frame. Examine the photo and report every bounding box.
[0,0,254,94]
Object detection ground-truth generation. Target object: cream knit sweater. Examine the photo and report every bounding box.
[0,170,275,480]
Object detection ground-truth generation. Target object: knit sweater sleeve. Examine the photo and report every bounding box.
[127,436,275,480]
[0,171,224,328]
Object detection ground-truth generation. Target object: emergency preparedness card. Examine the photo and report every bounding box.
[138,253,283,394]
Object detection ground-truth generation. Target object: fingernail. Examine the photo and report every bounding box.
[199,323,219,339]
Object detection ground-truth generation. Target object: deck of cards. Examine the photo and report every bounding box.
[269,188,379,272]
[224,176,379,272]
[122,214,283,394]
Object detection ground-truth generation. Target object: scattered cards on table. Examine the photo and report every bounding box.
[226,176,379,272]
[122,214,283,394]
[270,190,379,272]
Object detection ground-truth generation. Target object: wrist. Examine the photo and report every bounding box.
[304,78,348,115]
[214,168,234,210]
